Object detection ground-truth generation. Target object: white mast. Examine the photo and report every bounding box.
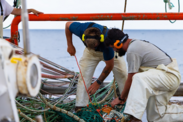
[21,0,30,55]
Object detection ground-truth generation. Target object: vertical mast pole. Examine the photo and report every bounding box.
[21,0,30,56]
[0,16,3,38]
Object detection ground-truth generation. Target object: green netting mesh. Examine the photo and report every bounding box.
[54,103,122,122]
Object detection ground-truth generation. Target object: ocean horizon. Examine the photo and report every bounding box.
[3,29,183,81]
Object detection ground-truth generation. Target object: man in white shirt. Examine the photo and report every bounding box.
[0,0,42,20]
[0,0,43,39]
[105,28,183,122]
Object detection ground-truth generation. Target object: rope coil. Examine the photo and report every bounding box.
[164,0,180,23]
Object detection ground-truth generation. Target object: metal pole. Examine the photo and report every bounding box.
[21,0,30,55]
[11,13,183,45]
[0,16,3,38]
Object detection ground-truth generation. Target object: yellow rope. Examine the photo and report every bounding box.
[113,78,118,98]
[98,79,115,104]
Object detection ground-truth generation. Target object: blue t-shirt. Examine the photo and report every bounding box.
[69,22,114,61]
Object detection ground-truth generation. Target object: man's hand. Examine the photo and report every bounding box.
[67,45,76,56]
[111,97,125,108]
[28,9,43,16]
[11,8,43,16]
[65,22,75,56]
[111,73,136,108]
[87,81,100,95]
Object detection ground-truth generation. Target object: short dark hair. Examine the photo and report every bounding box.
[104,28,125,47]
[84,27,100,49]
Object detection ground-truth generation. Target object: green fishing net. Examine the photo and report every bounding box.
[55,103,123,122]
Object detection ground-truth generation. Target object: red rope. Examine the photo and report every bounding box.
[75,56,120,121]
[74,55,92,102]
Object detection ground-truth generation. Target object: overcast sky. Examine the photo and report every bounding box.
[4,0,183,29]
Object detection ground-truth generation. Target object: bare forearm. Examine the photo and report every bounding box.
[98,58,114,82]
[120,73,136,99]
[11,8,43,16]
[11,8,21,15]
[88,61,114,95]
[65,22,73,47]
[11,8,36,16]
[98,66,112,82]
[65,28,73,47]
[120,79,132,99]
[27,9,33,13]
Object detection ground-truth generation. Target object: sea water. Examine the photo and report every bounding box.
[3,29,183,122]
[4,29,183,81]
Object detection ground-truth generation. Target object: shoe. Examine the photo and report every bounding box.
[75,106,85,112]
[128,115,142,122]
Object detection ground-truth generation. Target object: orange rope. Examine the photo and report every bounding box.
[74,55,92,102]
[74,56,121,121]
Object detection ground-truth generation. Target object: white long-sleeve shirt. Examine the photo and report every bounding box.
[0,0,14,19]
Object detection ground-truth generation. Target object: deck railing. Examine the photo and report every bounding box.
[9,13,183,45]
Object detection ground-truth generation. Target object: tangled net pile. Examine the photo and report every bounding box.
[14,45,127,122]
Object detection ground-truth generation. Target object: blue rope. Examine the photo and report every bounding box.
[165,0,180,24]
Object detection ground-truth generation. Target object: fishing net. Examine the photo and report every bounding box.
[54,103,126,122]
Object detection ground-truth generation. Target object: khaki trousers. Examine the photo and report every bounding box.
[76,48,127,106]
[124,59,183,122]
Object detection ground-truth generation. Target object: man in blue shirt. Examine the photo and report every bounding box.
[65,22,127,111]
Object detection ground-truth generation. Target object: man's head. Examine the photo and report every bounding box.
[105,28,129,57]
[83,27,101,50]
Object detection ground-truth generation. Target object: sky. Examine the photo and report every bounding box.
[4,0,183,30]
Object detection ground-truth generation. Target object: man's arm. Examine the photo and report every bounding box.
[120,73,136,99]
[111,73,136,108]
[88,58,114,94]
[65,22,76,56]
[11,8,43,16]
